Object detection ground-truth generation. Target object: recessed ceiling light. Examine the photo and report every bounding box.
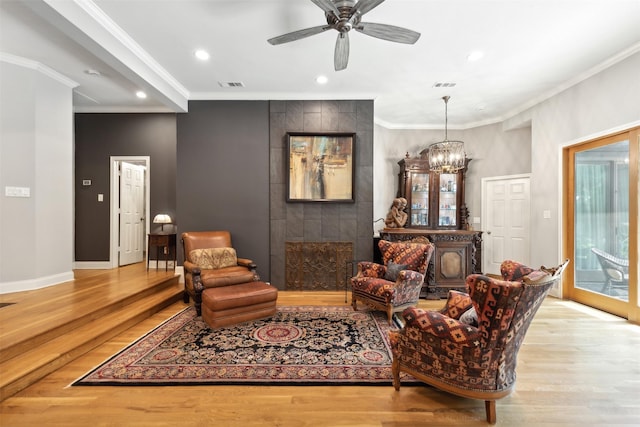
[194,49,210,61]
[467,51,484,62]
[84,69,101,76]
[136,91,147,99]
[316,75,328,84]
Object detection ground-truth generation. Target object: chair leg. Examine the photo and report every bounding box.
[387,307,394,325]
[485,400,496,424]
[391,358,401,391]
[351,296,358,312]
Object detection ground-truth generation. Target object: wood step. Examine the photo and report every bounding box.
[0,273,183,401]
[0,271,180,364]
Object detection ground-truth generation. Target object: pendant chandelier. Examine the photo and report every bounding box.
[428,96,466,173]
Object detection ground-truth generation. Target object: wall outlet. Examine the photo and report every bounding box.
[473,216,481,224]
[543,210,551,219]
[98,193,104,202]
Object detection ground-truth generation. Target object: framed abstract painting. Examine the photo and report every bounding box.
[286,132,355,203]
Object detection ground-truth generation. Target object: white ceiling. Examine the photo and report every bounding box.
[1,0,639,128]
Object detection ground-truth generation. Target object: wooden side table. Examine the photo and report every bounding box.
[147,233,177,271]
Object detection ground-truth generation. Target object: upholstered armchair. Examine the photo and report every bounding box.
[182,231,259,315]
[390,259,569,424]
[351,239,435,325]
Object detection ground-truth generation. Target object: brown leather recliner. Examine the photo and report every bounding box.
[182,231,259,315]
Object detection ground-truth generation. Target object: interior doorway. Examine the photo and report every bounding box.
[481,174,532,275]
[109,156,150,269]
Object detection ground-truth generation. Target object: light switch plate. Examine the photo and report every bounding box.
[5,186,30,197]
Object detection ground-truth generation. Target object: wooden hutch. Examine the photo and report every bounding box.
[380,152,482,299]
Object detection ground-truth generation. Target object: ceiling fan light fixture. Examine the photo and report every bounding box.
[428,96,466,173]
[267,0,420,71]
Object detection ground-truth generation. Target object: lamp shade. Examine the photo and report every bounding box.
[152,214,172,225]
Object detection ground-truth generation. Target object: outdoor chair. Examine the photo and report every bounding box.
[591,247,629,293]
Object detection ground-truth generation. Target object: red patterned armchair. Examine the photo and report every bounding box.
[390,259,569,424]
[351,239,434,325]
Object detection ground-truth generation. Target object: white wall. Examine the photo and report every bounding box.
[373,122,531,233]
[513,50,640,270]
[373,50,640,276]
[0,57,76,293]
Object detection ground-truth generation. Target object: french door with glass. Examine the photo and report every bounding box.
[564,128,638,321]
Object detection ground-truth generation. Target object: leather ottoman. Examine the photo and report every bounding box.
[200,281,278,329]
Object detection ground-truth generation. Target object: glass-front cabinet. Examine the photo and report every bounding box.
[438,173,458,227]
[398,154,468,230]
[409,172,430,226]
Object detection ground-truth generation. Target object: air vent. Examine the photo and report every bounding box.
[433,82,457,88]
[218,81,245,88]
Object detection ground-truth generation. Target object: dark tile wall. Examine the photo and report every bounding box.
[269,100,374,288]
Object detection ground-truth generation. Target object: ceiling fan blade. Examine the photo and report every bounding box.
[334,32,350,71]
[356,22,421,44]
[268,25,331,45]
[310,0,340,15]
[351,0,386,16]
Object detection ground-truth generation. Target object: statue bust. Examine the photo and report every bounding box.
[385,197,408,228]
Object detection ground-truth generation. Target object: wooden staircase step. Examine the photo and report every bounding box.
[0,274,179,364]
[0,276,183,401]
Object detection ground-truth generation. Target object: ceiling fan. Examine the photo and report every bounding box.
[267,0,420,71]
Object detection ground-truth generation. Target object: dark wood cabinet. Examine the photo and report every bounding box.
[380,228,482,299]
[397,154,470,230]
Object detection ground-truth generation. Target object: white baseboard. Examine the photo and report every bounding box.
[73,261,112,269]
[0,271,75,294]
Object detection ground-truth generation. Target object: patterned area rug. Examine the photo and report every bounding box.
[73,306,417,386]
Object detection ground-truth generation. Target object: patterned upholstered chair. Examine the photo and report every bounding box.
[351,239,434,325]
[390,259,569,424]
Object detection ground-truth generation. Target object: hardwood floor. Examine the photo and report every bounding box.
[1,266,639,426]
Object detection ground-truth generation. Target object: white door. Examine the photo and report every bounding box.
[482,175,531,275]
[119,162,145,266]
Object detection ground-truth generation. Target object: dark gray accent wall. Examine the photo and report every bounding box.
[74,113,177,261]
[269,100,374,288]
[176,101,271,280]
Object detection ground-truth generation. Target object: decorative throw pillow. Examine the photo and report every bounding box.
[189,247,237,269]
[459,306,478,326]
[384,261,408,281]
[500,260,534,281]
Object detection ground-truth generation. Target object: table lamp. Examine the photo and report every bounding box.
[153,214,172,232]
